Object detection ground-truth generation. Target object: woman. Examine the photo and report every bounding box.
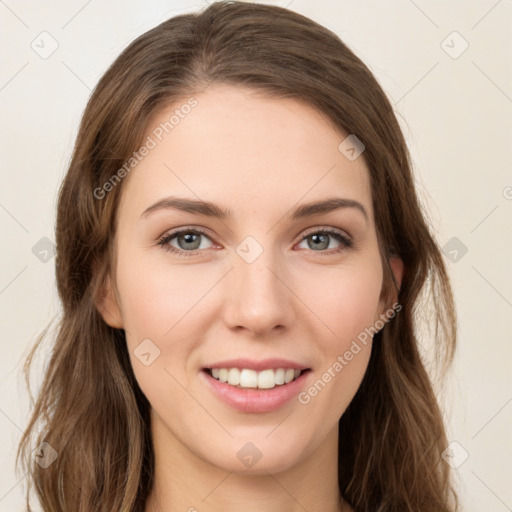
[17,2,459,511]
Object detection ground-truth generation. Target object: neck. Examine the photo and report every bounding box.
[144,411,349,512]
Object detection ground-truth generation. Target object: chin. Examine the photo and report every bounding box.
[196,434,310,475]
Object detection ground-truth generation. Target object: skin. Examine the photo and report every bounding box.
[98,83,403,512]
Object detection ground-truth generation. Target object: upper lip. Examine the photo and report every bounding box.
[204,358,311,372]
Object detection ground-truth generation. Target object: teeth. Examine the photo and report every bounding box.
[240,369,258,388]
[208,367,305,389]
[228,368,240,386]
[257,369,274,389]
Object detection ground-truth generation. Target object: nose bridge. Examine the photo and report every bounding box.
[223,239,294,334]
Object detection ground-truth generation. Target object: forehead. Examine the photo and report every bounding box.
[117,84,373,224]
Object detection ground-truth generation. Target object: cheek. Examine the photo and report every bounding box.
[115,252,223,396]
[312,261,382,409]
[116,250,215,342]
[116,242,384,351]
[305,261,383,347]
[297,265,381,419]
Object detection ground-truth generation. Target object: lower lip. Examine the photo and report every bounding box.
[200,369,311,414]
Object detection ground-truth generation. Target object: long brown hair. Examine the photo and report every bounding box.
[17,2,459,510]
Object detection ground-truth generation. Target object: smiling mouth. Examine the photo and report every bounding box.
[203,367,311,390]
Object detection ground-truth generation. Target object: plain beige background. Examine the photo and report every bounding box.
[1,0,511,510]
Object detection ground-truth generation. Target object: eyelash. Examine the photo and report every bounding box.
[157,227,353,257]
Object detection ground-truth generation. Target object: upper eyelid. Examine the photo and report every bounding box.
[161,226,216,244]
[301,225,350,237]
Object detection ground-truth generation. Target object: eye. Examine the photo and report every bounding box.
[296,228,353,253]
[157,228,214,256]
[157,226,353,257]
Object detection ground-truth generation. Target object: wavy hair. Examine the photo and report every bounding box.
[17,2,459,510]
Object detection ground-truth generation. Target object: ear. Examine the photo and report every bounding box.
[95,273,124,329]
[389,254,404,298]
[377,254,404,316]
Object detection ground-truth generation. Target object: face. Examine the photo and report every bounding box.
[98,83,402,475]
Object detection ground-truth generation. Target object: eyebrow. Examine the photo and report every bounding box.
[140,196,368,223]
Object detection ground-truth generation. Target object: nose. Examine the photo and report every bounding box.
[222,247,295,336]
